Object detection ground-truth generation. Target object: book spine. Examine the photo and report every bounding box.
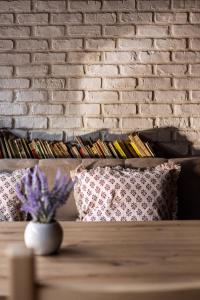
[113,141,127,159]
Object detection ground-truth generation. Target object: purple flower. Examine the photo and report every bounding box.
[15,165,74,223]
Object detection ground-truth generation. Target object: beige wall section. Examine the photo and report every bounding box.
[0,0,200,154]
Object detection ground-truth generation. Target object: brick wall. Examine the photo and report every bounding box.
[0,0,200,155]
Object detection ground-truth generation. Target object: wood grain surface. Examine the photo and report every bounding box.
[1,221,200,297]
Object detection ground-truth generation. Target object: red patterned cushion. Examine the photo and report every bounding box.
[0,169,27,221]
[73,163,181,222]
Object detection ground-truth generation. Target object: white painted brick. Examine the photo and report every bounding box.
[0,103,27,115]
[173,25,200,37]
[140,104,172,116]
[52,91,83,102]
[65,103,100,115]
[157,117,189,128]
[15,117,47,129]
[30,104,63,115]
[0,40,13,50]
[191,39,200,50]
[122,118,153,129]
[104,25,135,37]
[17,13,48,24]
[139,78,171,89]
[0,53,29,65]
[86,65,118,76]
[85,13,116,24]
[35,26,64,38]
[52,39,83,50]
[102,0,135,11]
[191,13,200,23]
[156,64,187,76]
[174,78,200,89]
[191,91,200,101]
[191,118,200,128]
[29,131,63,141]
[174,104,200,116]
[16,91,47,102]
[104,52,136,63]
[52,65,84,76]
[137,25,169,37]
[139,51,170,63]
[120,12,152,23]
[0,66,13,77]
[0,79,29,89]
[52,13,82,24]
[137,0,170,10]
[121,91,152,102]
[120,65,152,76]
[190,64,200,75]
[85,117,119,129]
[0,1,31,12]
[155,13,187,23]
[173,51,200,62]
[68,52,100,63]
[68,25,101,37]
[86,39,115,50]
[16,40,48,50]
[69,78,101,90]
[173,0,200,9]
[155,39,186,50]
[32,78,65,89]
[103,78,136,90]
[0,118,12,128]
[0,91,13,101]
[0,26,30,37]
[118,38,152,50]
[155,91,187,102]
[16,65,48,76]
[33,53,65,63]
[49,117,82,129]
[36,1,66,12]
[0,14,13,24]
[103,104,136,116]
[85,91,119,102]
[69,1,101,11]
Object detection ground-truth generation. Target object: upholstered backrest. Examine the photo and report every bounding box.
[2,157,200,221]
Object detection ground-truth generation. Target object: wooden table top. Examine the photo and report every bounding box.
[1,221,200,296]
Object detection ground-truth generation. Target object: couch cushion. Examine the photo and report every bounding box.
[170,158,200,219]
[38,159,82,221]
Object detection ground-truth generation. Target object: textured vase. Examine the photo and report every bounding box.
[24,221,63,255]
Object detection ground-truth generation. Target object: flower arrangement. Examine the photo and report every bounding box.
[16,165,74,223]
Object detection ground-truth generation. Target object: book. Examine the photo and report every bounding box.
[74,136,90,158]
[108,142,119,158]
[29,141,40,159]
[125,141,138,158]
[113,141,127,159]
[129,141,142,158]
[129,134,152,157]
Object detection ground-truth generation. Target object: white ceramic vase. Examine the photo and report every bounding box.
[24,221,63,256]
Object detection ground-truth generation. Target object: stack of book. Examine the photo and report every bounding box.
[0,131,155,159]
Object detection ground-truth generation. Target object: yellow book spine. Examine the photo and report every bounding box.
[113,141,127,159]
[130,141,143,158]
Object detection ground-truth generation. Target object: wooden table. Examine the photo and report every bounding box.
[1,221,200,297]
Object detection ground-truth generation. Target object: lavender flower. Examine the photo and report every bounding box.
[15,165,74,223]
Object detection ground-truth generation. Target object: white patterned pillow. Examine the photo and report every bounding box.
[72,163,181,222]
[0,169,27,221]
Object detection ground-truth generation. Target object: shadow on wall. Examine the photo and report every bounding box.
[71,126,198,158]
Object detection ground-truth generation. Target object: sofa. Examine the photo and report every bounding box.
[1,157,200,220]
